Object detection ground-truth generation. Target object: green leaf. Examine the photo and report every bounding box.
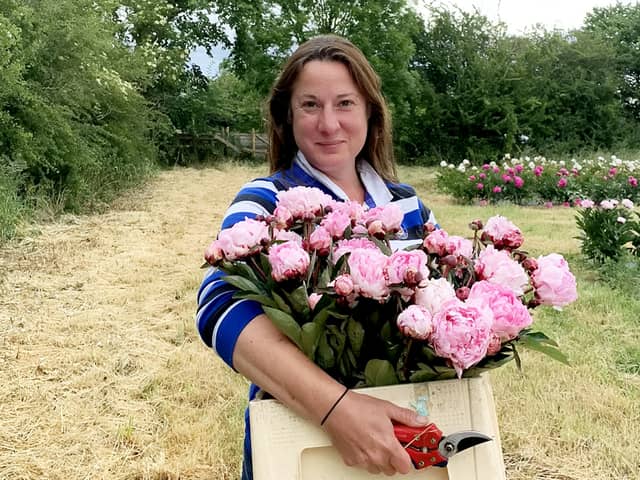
[317,332,335,369]
[223,275,265,295]
[233,261,262,284]
[364,359,399,387]
[232,292,278,309]
[271,291,292,315]
[410,369,445,382]
[327,325,347,358]
[318,265,332,289]
[288,284,311,317]
[516,335,571,366]
[346,318,365,357]
[371,237,392,256]
[262,306,302,349]
[300,322,322,359]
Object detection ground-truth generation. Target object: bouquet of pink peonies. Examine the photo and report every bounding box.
[204,186,577,387]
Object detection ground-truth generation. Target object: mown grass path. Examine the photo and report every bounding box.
[1,165,638,479]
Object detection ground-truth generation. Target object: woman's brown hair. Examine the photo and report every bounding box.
[267,34,397,181]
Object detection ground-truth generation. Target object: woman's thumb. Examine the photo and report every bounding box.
[388,404,429,427]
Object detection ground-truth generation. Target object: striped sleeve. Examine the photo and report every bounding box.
[195,178,279,368]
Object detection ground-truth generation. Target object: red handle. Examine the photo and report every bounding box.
[393,423,448,469]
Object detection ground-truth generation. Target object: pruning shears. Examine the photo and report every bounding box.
[394,423,492,469]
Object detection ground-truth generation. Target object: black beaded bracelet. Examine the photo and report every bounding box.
[320,386,350,426]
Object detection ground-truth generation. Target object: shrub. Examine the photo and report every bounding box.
[575,201,639,263]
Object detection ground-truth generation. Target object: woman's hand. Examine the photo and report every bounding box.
[322,390,429,476]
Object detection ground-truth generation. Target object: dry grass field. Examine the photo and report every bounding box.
[1,163,638,479]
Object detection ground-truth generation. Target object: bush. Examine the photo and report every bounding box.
[575,202,639,263]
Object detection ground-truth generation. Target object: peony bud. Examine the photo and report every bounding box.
[333,274,354,297]
[456,286,470,301]
[522,257,538,272]
[424,222,436,233]
[204,240,224,265]
[308,293,322,311]
[367,220,386,239]
[469,219,483,231]
[441,254,458,267]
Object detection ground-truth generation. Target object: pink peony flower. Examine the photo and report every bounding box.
[274,228,303,244]
[544,201,553,208]
[423,229,449,256]
[347,248,390,301]
[475,245,530,296]
[476,182,484,190]
[308,226,331,255]
[327,199,366,221]
[276,186,333,220]
[414,278,457,315]
[483,215,524,250]
[321,210,352,238]
[430,299,493,377]
[397,305,433,340]
[493,186,502,193]
[513,176,524,188]
[467,281,533,341]
[557,178,568,188]
[445,235,474,258]
[533,166,543,177]
[385,250,429,300]
[216,218,269,260]
[581,199,595,208]
[333,238,378,262]
[629,176,638,187]
[531,253,577,308]
[268,241,310,282]
[362,204,404,234]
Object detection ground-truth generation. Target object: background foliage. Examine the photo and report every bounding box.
[2,0,640,241]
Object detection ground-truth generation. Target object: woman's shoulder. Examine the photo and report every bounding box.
[384,181,420,201]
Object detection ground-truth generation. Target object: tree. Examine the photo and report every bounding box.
[218,0,422,155]
[584,3,640,122]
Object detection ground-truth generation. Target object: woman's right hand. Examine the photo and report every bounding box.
[322,390,430,476]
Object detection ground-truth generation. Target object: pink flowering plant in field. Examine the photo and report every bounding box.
[204,186,577,387]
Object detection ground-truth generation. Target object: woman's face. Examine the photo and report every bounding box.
[290,60,368,177]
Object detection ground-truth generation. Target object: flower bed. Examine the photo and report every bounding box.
[437,154,640,206]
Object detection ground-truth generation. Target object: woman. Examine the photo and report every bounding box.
[196,34,438,478]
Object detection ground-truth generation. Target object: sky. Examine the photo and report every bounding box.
[191,0,636,76]
[423,0,636,34]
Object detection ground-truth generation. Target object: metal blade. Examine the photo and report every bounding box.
[438,430,492,458]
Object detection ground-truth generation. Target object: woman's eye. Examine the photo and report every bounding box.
[338,99,354,108]
[301,101,318,109]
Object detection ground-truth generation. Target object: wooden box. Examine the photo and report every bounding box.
[249,376,506,480]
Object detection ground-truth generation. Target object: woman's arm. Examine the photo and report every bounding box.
[232,313,429,476]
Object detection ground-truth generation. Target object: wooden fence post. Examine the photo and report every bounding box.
[252,128,256,156]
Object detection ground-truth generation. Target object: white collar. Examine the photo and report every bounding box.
[294,151,393,206]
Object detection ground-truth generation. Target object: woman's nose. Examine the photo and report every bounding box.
[318,106,339,134]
